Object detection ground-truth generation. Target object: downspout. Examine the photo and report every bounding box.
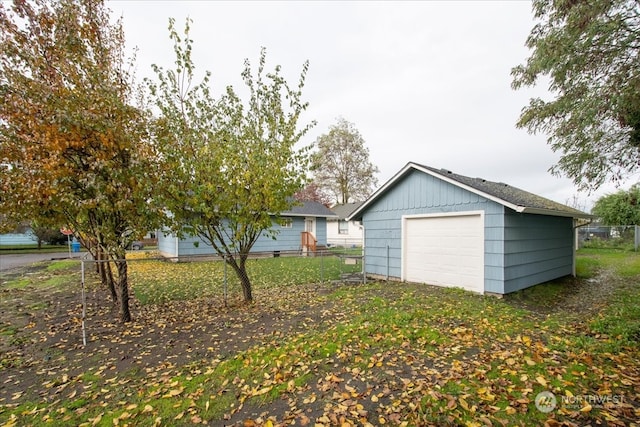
[361,223,366,284]
[175,233,179,260]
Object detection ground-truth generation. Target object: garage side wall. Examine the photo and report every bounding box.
[157,229,178,257]
[503,211,574,293]
[361,170,506,293]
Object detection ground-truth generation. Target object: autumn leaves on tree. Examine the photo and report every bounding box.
[312,118,379,205]
[0,0,314,320]
[0,0,159,322]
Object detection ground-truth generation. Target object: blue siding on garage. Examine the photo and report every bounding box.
[502,212,574,293]
[353,163,586,295]
[157,217,327,257]
[362,170,507,293]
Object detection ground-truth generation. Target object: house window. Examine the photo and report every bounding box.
[281,217,293,228]
[338,220,349,234]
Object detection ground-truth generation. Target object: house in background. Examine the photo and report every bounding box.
[327,202,364,247]
[0,230,36,246]
[348,162,593,295]
[158,200,337,258]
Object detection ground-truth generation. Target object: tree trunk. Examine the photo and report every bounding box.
[97,249,118,303]
[229,255,253,303]
[239,268,253,303]
[114,257,132,323]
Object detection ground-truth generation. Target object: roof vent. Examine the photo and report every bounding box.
[441,168,452,174]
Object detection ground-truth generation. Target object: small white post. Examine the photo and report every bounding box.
[223,255,228,307]
[81,259,87,346]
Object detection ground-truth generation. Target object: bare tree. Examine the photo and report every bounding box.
[312,118,379,204]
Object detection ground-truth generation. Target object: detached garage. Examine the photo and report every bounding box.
[348,162,593,295]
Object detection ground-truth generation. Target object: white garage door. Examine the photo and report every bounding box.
[403,213,484,293]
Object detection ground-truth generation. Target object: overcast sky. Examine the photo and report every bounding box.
[109,0,635,212]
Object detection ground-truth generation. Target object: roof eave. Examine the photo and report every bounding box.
[515,206,595,219]
[346,162,593,221]
[281,212,338,218]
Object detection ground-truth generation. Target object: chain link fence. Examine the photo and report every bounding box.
[74,248,366,344]
[114,248,366,305]
[578,225,640,251]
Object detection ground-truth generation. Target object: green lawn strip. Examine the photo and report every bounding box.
[45,259,81,272]
[2,259,80,290]
[129,255,361,305]
[588,283,640,351]
[578,247,640,277]
[0,245,71,254]
[2,278,30,290]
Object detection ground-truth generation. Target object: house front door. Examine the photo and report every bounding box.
[305,217,316,236]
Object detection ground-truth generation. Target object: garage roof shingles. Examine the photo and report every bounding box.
[419,164,587,215]
[349,162,592,220]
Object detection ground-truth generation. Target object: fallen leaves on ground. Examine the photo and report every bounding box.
[0,255,639,426]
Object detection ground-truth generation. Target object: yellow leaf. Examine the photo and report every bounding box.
[536,376,547,387]
[459,397,469,411]
[524,356,536,366]
[163,387,184,398]
[505,406,516,415]
[565,390,574,398]
[142,405,153,413]
[254,386,272,396]
[264,421,274,427]
[91,413,103,426]
[371,394,379,402]
[580,403,592,413]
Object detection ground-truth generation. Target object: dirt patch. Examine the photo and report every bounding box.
[0,264,355,409]
[503,270,625,319]
[1,262,637,426]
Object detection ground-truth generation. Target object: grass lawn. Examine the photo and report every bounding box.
[128,251,363,304]
[0,244,73,254]
[0,248,638,426]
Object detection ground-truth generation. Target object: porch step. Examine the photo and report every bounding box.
[333,272,365,284]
